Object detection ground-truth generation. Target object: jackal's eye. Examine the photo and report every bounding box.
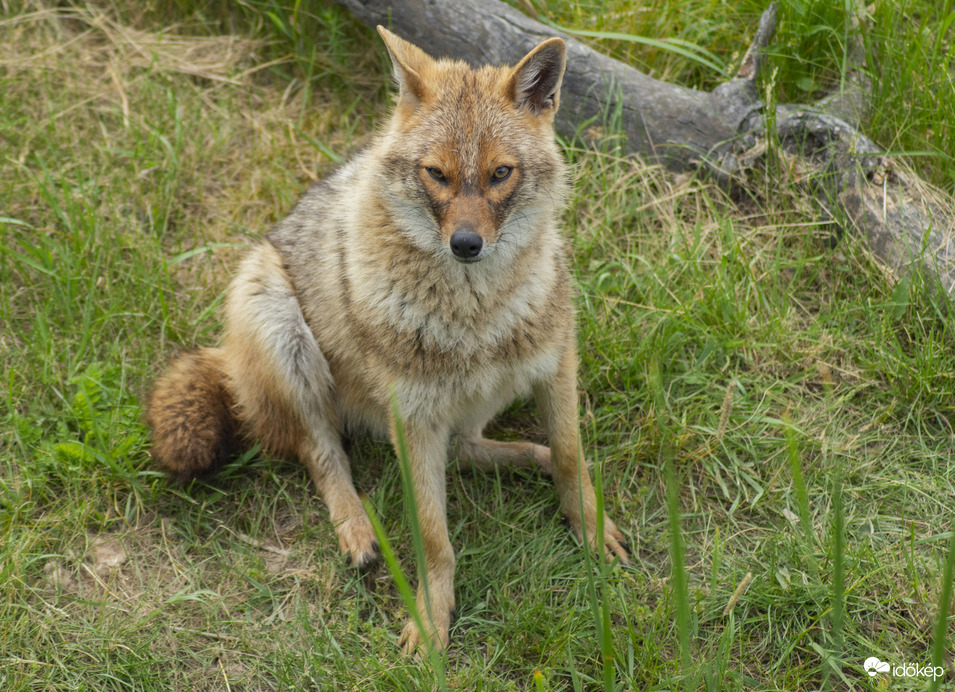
[491,165,513,182]
[426,167,446,182]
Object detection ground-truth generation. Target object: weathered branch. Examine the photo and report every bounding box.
[735,3,777,82]
[336,0,955,298]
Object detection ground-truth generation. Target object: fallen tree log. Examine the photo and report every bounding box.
[337,0,955,298]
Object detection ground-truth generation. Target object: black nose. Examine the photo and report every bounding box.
[449,228,483,260]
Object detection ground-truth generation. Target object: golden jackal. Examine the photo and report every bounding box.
[146,26,629,652]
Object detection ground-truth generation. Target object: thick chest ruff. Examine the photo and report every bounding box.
[268,199,573,430]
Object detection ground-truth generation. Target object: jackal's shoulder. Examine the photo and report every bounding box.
[266,148,374,255]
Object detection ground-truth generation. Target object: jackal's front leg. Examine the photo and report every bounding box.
[391,417,455,654]
[533,346,630,564]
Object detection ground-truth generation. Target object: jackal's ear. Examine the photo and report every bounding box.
[508,38,567,116]
[377,26,432,109]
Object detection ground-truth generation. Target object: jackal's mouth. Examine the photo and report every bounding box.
[453,255,484,265]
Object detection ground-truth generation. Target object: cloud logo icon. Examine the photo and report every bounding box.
[864,657,890,676]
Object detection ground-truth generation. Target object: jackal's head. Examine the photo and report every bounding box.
[376,26,569,266]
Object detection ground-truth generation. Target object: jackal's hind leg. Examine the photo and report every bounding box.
[452,433,552,476]
[224,242,379,569]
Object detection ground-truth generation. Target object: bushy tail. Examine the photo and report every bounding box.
[145,348,239,482]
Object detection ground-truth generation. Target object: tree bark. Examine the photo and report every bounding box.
[337,0,955,298]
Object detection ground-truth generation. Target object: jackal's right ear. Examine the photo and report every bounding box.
[509,37,567,116]
[377,26,432,109]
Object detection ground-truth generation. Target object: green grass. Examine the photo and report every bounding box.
[2,0,954,689]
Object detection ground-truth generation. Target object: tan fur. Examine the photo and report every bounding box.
[145,26,629,654]
[145,348,237,482]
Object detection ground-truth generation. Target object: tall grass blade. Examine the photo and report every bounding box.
[594,453,615,691]
[579,419,615,691]
[784,415,817,573]
[361,394,446,685]
[362,496,445,687]
[928,530,955,692]
[541,22,725,74]
[666,457,692,688]
[388,394,431,627]
[823,471,845,689]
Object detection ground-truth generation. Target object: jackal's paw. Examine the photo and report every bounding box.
[336,514,380,570]
[598,516,631,565]
[399,614,450,656]
[566,513,631,566]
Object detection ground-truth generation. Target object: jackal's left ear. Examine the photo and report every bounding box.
[508,38,567,116]
[377,26,433,109]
